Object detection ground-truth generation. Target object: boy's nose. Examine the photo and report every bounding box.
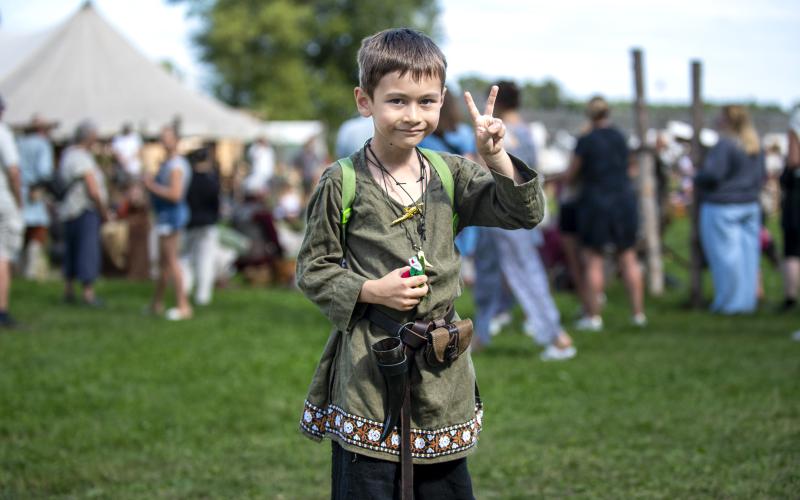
[405,105,420,123]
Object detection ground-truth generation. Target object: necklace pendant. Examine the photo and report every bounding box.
[390,202,424,226]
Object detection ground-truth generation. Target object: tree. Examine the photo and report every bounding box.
[169,0,440,127]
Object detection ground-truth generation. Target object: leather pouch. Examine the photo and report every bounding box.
[424,319,473,367]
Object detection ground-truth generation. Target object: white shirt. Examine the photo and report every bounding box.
[335,116,374,158]
[111,132,143,177]
[244,142,275,195]
[58,146,107,221]
[0,122,21,214]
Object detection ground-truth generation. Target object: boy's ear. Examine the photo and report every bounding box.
[354,87,373,117]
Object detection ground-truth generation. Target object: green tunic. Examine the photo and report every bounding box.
[297,147,544,463]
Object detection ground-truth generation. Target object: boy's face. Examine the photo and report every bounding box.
[356,71,444,151]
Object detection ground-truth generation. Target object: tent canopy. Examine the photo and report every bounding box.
[0,2,263,140]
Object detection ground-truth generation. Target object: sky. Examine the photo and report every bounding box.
[1,0,798,108]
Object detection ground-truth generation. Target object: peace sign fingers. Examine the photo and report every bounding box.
[464,85,499,124]
[464,85,505,158]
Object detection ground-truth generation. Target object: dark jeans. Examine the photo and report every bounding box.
[63,210,101,284]
[331,442,475,500]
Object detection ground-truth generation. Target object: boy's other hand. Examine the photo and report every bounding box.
[465,85,506,160]
[359,266,429,311]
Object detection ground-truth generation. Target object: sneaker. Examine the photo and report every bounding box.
[792,330,800,342]
[489,311,511,337]
[575,315,603,332]
[540,344,577,361]
[523,321,536,338]
[631,313,647,327]
[166,307,193,321]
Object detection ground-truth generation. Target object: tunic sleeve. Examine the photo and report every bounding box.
[296,165,368,333]
[451,153,545,231]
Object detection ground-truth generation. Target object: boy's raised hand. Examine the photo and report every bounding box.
[464,85,506,160]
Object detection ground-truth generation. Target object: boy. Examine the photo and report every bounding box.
[297,28,544,498]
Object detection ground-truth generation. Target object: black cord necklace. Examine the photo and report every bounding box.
[366,142,429,249]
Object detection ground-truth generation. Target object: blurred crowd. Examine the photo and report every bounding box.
[0,93,329,326]
[1,88,798,347]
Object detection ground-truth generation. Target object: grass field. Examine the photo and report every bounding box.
[1,220,799,499]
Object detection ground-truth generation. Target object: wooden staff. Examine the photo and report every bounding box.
[632,48,664,295]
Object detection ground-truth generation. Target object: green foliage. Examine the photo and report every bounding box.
[1,217,799,497]
[170,0,440,127]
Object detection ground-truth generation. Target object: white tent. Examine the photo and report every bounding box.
[0,2,263,140]
[0,27,56,81]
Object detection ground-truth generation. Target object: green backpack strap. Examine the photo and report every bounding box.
[337,158,356,265]
[418,148,458,236]
[338,158,356,267]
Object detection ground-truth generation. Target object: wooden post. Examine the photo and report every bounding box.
[631,48,664,296]
[689,60,704,307]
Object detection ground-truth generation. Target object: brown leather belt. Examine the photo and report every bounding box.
[366,306,455,348]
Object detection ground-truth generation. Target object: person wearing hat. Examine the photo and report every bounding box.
[17,114,57,280]
[0,95,24,328]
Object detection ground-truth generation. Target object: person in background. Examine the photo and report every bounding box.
[565,96,645,330]
[294,136,326,198]
[695,105,765,314]
[334,114,373,158]
[557,181,589,316]
[111,122,143,181]
[144,125,192,320]
[419,90,477,159]
[181,145,220,306]
[0,95,23,328]
[779,108,800,311]
[243,135,275,198]
[58,120,109,307]
[17,114,56,280]
[472,81,576,361]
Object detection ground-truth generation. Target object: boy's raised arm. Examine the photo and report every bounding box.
[464,85,525,184]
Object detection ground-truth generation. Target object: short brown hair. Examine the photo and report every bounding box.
[492,80,520,113]
[586,95,610,121]
[357,28,447,97]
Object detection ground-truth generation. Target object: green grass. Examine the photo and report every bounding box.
[1,218,799,499]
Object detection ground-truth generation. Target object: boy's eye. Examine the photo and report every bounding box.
[421,98,436,106]
[388,98,405,105]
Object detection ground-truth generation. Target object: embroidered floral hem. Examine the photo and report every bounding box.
[300,400,483,460]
